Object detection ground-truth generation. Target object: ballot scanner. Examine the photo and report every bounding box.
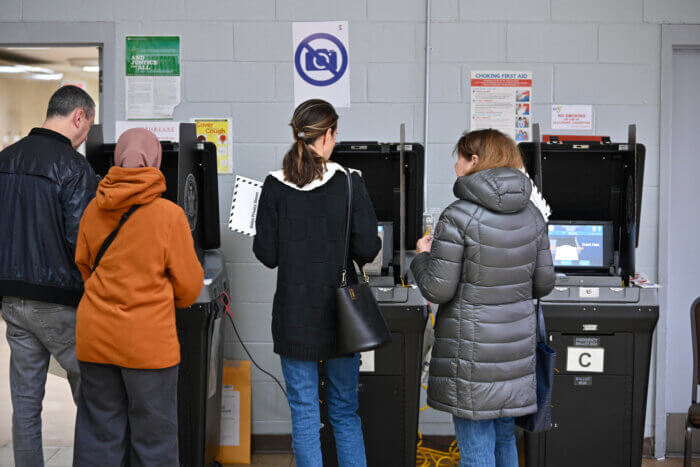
[86,124,227,467]
[318,134,429,467]
[519,125,659,467]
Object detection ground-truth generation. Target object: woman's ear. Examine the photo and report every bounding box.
[471,154,480,166]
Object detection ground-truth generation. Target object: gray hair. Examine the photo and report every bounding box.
[46,85,95,120]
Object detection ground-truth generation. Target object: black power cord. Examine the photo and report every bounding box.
[220,294,287,399]
[220,294,295,465]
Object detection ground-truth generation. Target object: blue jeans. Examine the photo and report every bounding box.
[453,416,519,467]
[1,296,81,467]
[280,354,366,467]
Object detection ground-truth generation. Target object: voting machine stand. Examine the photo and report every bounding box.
[318,134,429,467]
[86,124,228,467]
[518,124,659,467]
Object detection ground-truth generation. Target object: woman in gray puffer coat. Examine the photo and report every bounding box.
[411,129,555,467]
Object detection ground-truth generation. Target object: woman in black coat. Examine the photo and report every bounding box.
[253,99,381,467]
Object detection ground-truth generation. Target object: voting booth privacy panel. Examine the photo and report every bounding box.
[86,124,227,467]
[519,125,659,467]
[319,141,429,467]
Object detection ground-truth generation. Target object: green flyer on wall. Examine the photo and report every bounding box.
[125,36,181,120]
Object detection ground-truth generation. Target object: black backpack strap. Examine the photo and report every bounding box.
[91,204,142,272]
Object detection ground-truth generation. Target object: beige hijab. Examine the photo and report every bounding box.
[114,128,162,169]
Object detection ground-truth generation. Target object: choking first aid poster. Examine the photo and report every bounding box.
[292,21,351,108]
[470,71,532,142]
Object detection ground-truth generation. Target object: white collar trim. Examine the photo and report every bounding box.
[270,162,360,191]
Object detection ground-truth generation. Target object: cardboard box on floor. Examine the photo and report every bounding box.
[217,360,251,465]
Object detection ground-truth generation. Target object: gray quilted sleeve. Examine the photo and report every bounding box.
[411,205,466,304]
[533,222,556,298]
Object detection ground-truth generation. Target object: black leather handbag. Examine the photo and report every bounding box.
[335,170,392,355]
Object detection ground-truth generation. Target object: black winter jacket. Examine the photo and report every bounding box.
[253,162,381,360]
[0,128,98,307]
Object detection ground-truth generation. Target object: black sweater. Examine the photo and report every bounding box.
[253,165,381,360]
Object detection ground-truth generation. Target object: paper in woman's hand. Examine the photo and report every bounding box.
[228,176,263,236]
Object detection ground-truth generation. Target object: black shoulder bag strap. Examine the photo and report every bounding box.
[340,170,353,287]
[91,204,142,272]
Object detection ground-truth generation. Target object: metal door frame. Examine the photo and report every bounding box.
[657,25,700,459]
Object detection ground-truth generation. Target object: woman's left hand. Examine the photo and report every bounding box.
[416,235,433,254]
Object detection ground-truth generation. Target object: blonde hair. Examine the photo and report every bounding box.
[455,129,524,173]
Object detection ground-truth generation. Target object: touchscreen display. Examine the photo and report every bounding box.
[548,224,605,267]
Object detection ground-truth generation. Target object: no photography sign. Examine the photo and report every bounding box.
[292,21,351,108]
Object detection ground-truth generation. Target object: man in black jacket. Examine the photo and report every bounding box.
[0,85,97,466]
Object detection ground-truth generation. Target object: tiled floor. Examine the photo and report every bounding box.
[0,319,76,448]
[0,447,299,467]
[1,446,699,466]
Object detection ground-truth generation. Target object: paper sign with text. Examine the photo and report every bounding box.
[192,118,233,174]
[115,120,180,142]
[551,105,593,130]
[470,71,533,142]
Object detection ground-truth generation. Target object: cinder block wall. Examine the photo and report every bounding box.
[3,0,700,438]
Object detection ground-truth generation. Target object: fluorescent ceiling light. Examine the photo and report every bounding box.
[82,66,99,72]
[31,73,63,81]
[0,66,26,73]
[18,65,54,74]
[0,65,55,74]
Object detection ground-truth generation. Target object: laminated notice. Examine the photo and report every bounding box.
[220,386,241,446]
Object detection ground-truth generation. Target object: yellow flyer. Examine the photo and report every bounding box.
[192,118,233,174]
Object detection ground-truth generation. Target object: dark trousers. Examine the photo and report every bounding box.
[73,362,179,467]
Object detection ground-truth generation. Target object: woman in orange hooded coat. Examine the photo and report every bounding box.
[72,128,203,467]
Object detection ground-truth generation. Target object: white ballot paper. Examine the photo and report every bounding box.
[229,176,264,236]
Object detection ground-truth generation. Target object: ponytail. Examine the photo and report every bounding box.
[283,99,338,188]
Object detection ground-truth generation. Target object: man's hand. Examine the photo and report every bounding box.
[416,235,433,254]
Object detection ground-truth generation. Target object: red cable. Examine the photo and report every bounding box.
[220,291,233,319]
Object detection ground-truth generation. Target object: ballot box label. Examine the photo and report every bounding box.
[360,351,375,372]
[567,347,605,373]
[574,337,600,347]
[574,376,593,386]
[579,287,600,298]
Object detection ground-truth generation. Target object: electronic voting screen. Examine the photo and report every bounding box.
[548,223,608,268]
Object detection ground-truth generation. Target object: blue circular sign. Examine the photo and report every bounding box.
[294,32,348,87]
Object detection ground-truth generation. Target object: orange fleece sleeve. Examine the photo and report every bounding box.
[166,208,204,309]
[74,211,92,282]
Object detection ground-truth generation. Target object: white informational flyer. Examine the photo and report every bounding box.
[292,21,351,108]
[125,36,181,120]
[220,385,241,446]
[115,120,180,142]
[470,71,533,142]
[551,105,593,130]
[126,76,181,120]
[229,176,264,236]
